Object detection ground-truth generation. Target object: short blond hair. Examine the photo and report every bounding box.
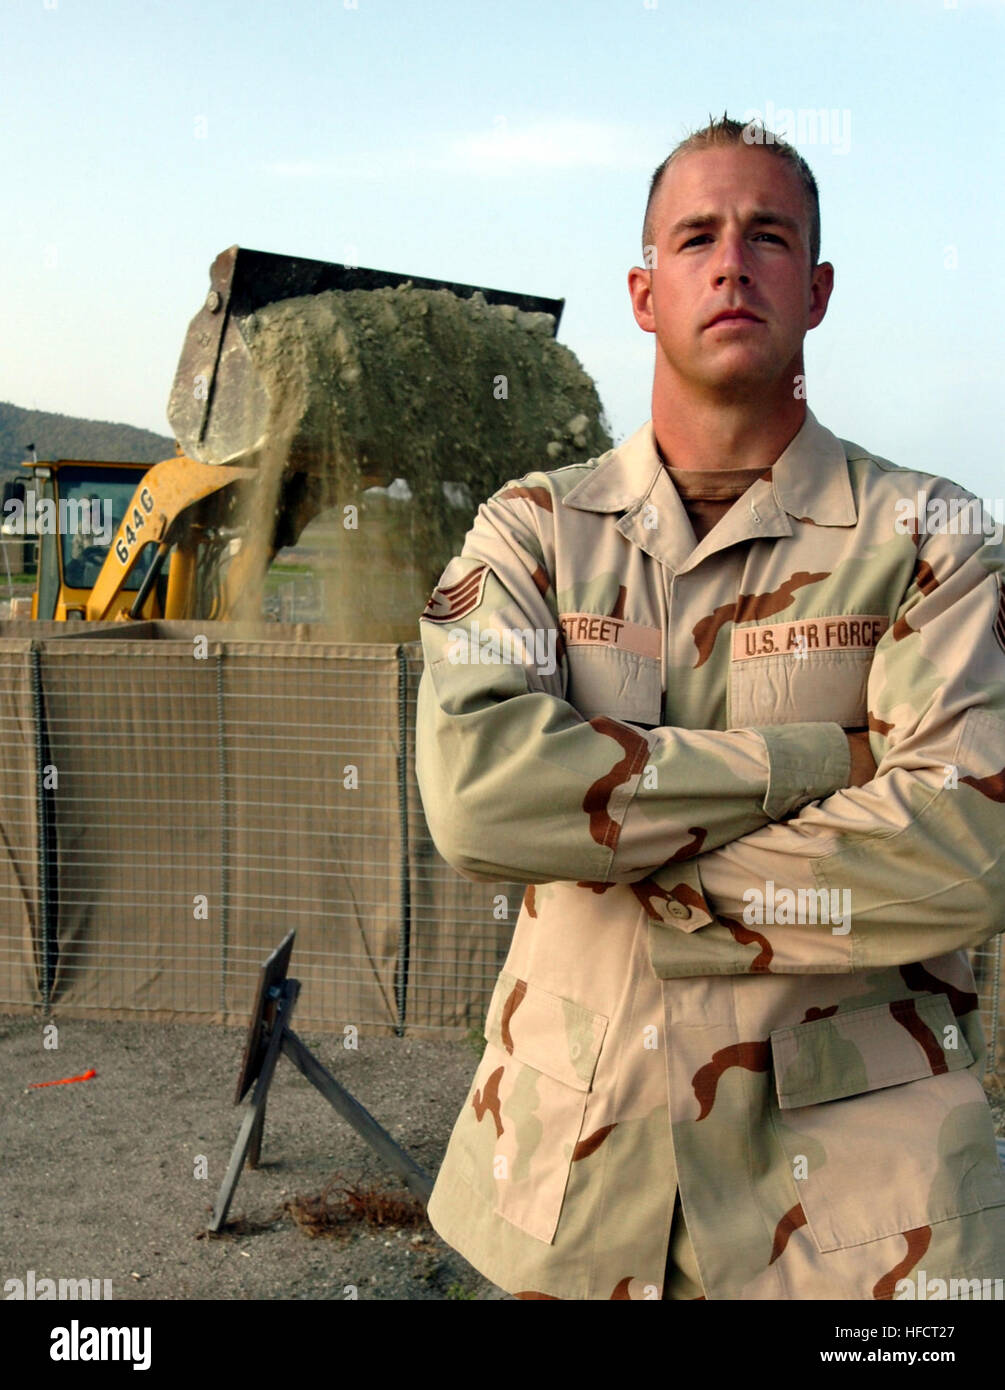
[642,112,821,267]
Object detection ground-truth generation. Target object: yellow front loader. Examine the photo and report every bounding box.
[21,455,253,621]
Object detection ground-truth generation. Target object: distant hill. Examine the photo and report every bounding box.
[0,401,176,478]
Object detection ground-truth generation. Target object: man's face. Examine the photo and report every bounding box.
[629,145,833,399]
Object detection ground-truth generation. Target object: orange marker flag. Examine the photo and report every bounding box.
[28,1068,97,1088]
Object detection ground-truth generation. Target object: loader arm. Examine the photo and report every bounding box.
[86,455,255,621]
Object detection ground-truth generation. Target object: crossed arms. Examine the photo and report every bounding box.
[417,483,1005,972]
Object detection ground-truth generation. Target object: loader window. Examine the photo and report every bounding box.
[57,467,157,592]
[35,478,60,621]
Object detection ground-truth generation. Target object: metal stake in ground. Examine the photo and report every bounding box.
[208,931,432,1233]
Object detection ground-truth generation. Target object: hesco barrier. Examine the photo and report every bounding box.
[0,621,519,1038]
[0,619,1001,1075]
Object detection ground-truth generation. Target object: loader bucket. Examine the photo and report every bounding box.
[167,245,565,468]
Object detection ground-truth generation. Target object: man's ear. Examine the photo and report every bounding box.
[808,260,834,330]
[627,265,656,334]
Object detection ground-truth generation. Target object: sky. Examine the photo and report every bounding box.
[1,0,1002,497]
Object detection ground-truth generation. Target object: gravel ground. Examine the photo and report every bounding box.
[2,1011,1001,1304]
[0,1012,506,1301]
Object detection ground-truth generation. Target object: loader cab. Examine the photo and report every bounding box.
[20,461,165,621]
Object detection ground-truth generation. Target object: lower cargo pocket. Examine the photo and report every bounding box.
[451,972,608,1244]
[768,995,1005,1252]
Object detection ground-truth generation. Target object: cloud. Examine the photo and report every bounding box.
[260,119,652,181]
[446,119,651,174]
[262,159,330,179]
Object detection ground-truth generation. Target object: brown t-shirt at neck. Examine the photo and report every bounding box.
[664,464,772,544]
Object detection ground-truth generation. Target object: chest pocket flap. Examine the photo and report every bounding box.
[560,611,663,726]
[565,645,663,726]
[730,648,872,729]
[728,613,889,730]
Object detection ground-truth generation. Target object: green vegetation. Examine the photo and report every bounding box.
[444,1281,478,1300]
[263,563,315,592]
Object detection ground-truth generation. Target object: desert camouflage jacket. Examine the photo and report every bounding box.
[415,408,1005,1300]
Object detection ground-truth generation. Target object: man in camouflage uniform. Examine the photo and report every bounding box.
[415,116,1005,1299]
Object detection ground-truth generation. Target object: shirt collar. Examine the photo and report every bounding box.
[562,408,857,528]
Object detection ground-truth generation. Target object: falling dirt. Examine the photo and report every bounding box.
[224,284,611,636]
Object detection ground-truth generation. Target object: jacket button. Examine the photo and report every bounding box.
[669,902,692,920]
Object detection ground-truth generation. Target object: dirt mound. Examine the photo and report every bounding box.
[228,284,611,628]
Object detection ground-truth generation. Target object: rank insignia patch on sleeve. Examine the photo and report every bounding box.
[421,563,489,624]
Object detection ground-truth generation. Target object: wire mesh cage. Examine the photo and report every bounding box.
[0,626,519,1038]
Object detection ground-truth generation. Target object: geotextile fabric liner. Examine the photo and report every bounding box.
[40,639,222,1017]
[218,638,402,1030]
[0,623,516,1037]
[0,643,41,1009]
[0,622,140,1012]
